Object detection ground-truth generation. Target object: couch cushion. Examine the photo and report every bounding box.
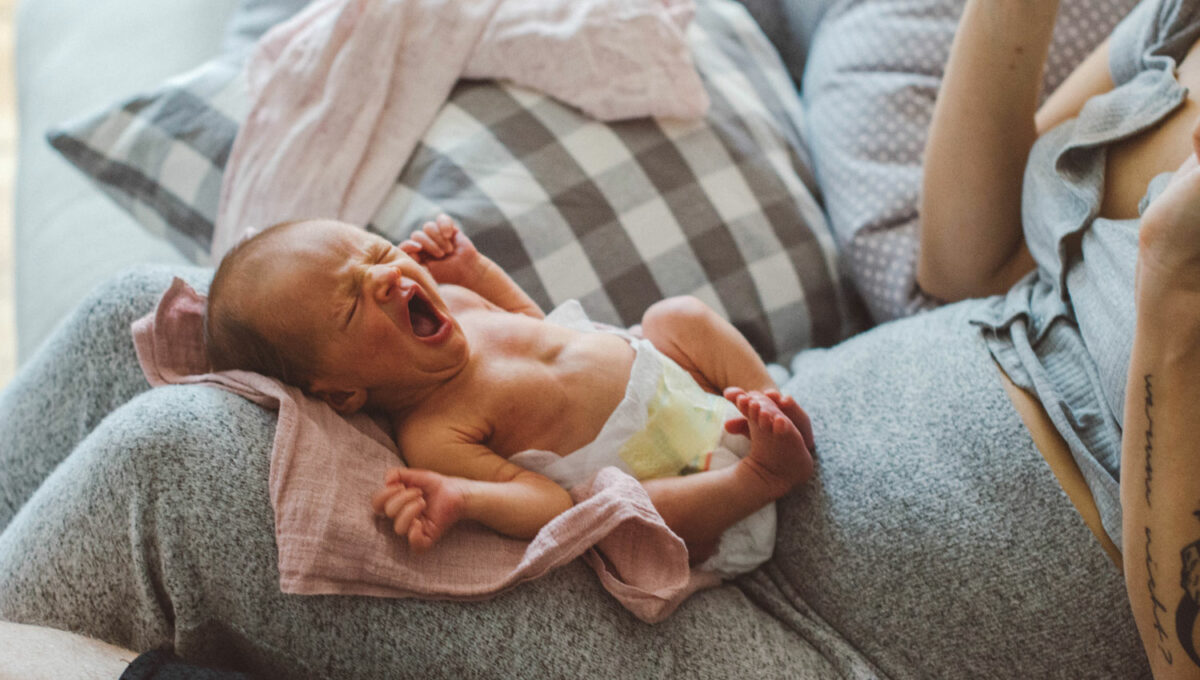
[48,0,866,362]
[12,0,240,359]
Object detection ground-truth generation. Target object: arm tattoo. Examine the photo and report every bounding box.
[1143,374,1155,507]
[1176,511,1200,667]
[1141,376,1173,663]
[1147,527,1174,664]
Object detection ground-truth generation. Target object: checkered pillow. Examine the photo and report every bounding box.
[49,0,863,361]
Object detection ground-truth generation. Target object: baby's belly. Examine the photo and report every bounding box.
[492,332,637,458]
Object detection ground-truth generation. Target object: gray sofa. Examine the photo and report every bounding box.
[12,0,834,364]
[4,2,1152,677]
[14,0,230,361]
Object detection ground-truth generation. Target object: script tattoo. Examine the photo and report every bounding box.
[1143,374,1155,507]
[1147,527,1175,664]
[1142,376,1173,664]
[1177,510,1200,667]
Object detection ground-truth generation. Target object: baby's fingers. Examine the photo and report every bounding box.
[417,215,457,254]
[399,239,423,258]
[370,483,409,514]
[411,229,445,258]
[434,214,459,244]
[408,518,436,553]
[383,487,423,518]
[392,496,426,537]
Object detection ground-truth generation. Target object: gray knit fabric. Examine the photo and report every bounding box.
[0,267,1149,678]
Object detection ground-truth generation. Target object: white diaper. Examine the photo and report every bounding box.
[509,301,776,577]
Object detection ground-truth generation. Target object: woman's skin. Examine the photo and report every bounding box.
[0,621,136,679]
[921,1,1200,677]
[1122,148,1200,679]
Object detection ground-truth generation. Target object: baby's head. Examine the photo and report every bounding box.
[205,219,468,414]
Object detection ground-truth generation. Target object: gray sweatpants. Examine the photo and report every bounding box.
[0,266,1149,679]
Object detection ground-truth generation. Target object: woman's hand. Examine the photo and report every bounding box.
[399,214,486,288]
[1138,128,1200,297]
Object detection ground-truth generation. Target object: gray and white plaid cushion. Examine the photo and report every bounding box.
[49,0,865,362]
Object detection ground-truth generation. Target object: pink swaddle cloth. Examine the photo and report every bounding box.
[131,278,720,623]
[212,0,709,259]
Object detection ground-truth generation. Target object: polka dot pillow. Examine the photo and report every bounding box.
[802,0,1140,322]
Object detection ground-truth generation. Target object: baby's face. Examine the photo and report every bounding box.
[254,219,469,402]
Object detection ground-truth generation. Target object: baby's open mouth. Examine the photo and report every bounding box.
[408,292,444,338]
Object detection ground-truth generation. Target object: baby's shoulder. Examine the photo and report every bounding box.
[391,387,493,452]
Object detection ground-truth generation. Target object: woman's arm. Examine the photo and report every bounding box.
[1121,145,1200,680]
[918,0,1060,301]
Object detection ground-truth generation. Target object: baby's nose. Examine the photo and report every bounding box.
[365,265,400,301]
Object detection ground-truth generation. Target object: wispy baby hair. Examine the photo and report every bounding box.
[204,220,319,387]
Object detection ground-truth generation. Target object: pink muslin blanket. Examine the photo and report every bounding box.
[132,278,719,623]
[211,0,709,259]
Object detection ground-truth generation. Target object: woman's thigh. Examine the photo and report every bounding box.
[765,301,1149,679]
[0,264,212,529]
[0,383,846,680]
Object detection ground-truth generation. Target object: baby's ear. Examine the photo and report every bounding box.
[313,386,368,415]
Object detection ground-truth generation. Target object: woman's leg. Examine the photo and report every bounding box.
[0,271,850,679]
[751,300,1150,679]
[0,383,846,678]
[0,264,212,529]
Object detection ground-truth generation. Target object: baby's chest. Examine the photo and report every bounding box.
[477,341,635,457]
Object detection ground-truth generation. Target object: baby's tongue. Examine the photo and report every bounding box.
[410,298,440,337]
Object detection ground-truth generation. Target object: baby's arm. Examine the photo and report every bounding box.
[371,421,572,551]
[401,215,544,319]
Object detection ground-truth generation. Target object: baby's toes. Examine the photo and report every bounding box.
[768,392,815,450]
[758,397,778,429]
[747,395,762,422]
[772,412,790,436]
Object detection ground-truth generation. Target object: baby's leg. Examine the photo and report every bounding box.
[642,390,812,565]
[640,296,775,394]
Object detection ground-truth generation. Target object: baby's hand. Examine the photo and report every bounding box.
[370,466,467,553]
[399,214,484,288]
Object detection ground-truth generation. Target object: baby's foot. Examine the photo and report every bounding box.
[762,389,815,453]
[724,387,814,499]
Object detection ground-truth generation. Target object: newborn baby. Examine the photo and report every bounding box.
[204,216,814,574]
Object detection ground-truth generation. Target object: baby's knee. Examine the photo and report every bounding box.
[641,295,717,338]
